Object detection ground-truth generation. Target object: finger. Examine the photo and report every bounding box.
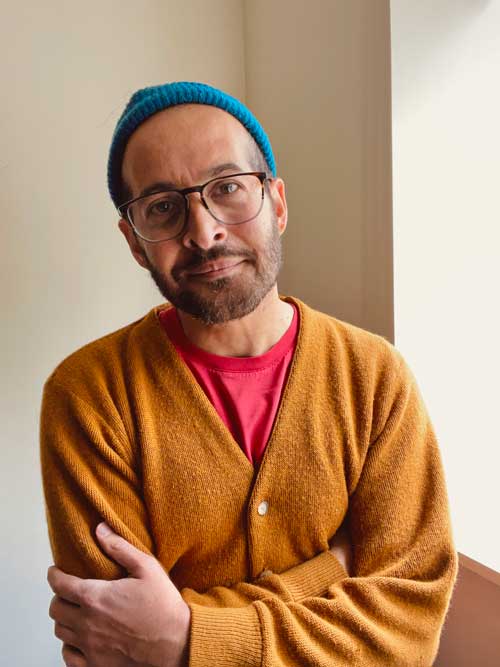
[54,621,80,649]
[47,566,86,606]
[95,522,152,577]
[329,522,352,575]
[61,643,86,667]
[49,594,81,628]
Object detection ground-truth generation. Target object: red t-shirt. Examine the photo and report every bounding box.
[159,304,299,467]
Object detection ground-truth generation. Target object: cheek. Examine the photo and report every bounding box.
[143,244,180,275]
[233,215,273,249]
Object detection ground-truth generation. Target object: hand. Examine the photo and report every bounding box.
[329,521,352,575]
[47,522,191,667]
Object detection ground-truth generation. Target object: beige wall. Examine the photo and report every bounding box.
[1,1,394,664]
[244,0,393,339]
[0,2,245,665]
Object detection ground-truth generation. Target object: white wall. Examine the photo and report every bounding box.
[391,0,500,571]
[0,2,245,664]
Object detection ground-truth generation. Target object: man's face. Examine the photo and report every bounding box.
[119,104,288,324]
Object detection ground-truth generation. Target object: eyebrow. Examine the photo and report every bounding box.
[137,162,244,198]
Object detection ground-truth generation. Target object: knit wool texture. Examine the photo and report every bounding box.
[107,81,277,208]
[40,297,458,667]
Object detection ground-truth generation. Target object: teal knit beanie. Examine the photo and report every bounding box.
[107,81,276,208]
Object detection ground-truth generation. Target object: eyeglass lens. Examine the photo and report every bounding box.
[127,174,264,242]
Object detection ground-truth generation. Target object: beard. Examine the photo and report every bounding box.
[144,220,283,325]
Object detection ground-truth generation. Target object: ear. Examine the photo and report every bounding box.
[118,218,150,269]
[268,177,288,236]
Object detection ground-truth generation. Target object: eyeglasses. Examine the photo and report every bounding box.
[117,171,269,243]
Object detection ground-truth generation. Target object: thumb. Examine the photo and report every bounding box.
[95,522,152,578]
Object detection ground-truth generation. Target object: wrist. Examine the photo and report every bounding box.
[152,600,191,667]
[177,602,191,667]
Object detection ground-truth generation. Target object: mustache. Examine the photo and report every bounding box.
[173,245,256,279]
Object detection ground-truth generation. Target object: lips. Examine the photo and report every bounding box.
[186,259,245,276]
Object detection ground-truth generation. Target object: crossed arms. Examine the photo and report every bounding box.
[40,353,458,667]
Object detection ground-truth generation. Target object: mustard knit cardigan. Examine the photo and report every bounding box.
[40,297,458,667]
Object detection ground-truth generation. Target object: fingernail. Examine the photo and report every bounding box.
[97,522,112,536]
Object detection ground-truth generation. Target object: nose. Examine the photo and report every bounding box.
[180,192,228,251]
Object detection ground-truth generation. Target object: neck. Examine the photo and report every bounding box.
[176,288,294,357]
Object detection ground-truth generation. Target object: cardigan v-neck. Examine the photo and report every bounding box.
[158,303,299,467]
[40,295,457,667]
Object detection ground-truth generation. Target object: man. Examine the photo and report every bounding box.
[40,81,457,667]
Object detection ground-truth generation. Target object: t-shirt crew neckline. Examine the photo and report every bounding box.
[161,303,299,372]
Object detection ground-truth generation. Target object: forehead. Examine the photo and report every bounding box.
[122,104,254,189]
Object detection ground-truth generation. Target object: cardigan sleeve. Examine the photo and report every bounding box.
[184,355,458,667]
[40,377,153,579]
[39,376,347,603]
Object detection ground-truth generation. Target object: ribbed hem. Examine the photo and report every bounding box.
[280,551,348,601]
[188,603,262,667]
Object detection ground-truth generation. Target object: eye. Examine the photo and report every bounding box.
[145,195,181,219]
[150,199,173,214]
[215,180,241,196]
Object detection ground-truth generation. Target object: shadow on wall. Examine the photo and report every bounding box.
[434,553,500,666]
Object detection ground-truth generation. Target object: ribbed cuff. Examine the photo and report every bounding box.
[188,603,262,667]
[280,551,348,601]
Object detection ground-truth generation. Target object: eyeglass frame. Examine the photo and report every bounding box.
[117,171,270,243]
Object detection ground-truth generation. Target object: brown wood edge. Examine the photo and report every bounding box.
[458,551,500,587]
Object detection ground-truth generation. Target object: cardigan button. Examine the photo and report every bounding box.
[257,500,269,516]
[258,569,273,579]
